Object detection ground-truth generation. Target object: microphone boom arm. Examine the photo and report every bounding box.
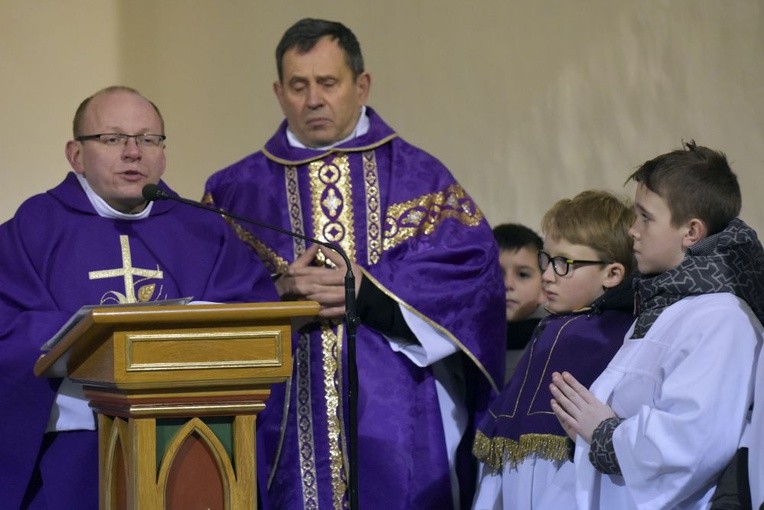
[143,183,362,508]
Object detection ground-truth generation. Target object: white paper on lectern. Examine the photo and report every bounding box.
[41,297,193,351]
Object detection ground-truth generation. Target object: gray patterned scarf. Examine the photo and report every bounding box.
[632,218,764,339]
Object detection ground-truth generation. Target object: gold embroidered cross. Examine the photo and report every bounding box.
[88,235,163,303]
[322,188,343,216]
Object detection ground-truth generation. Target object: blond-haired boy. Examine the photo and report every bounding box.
[473,190,635,510]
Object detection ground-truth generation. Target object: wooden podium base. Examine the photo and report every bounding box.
[93,393,261,509]
[34,302,318,510]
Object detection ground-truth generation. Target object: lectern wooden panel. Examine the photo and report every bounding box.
[34,301,318,510]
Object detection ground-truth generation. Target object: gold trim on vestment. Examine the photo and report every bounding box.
[382,184,484,251]
[322,324,347,509]
[309,155,357,262]
[227,217,289,275]
[472,430,568,473]
[202,192,290,275]
[282,157,349,508]
[362,151,382,266]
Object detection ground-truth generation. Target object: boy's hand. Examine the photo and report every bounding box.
[550,371,616,443]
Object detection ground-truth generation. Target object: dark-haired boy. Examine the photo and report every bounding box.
[493,223,546,382]
[551,142,764,509]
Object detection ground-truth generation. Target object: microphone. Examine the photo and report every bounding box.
[141,183,358,326]
[142,184,172,202]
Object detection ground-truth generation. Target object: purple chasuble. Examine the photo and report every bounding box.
[474,303,634,472]
[205,108,506,510]
[0,173,278,509]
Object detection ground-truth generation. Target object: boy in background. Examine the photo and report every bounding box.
[473,190,636,509]
[493,223,546,382]
[551,142,764,509]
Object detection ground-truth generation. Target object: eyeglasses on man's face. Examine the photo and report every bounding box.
[75,133,166,148]
[537,250,611,277]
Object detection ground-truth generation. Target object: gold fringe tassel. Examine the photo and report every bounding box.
[472,431,568,473]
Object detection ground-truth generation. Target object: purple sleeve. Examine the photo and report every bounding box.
[0,216,71,507]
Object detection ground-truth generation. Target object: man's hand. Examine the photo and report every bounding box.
[274,244,362,319]
[549,371,615,443]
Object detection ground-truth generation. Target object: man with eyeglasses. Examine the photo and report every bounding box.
[204,18,505,510]
[0,85,278,509]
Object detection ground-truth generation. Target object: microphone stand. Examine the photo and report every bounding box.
[143,185,362,510]
[345,278,361,510]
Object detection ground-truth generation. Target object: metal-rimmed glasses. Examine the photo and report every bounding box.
[537,250,611,277]
[75,133,166,148]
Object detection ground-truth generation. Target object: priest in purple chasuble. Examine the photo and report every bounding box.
[0,86,278,510]
[203,18,505,510]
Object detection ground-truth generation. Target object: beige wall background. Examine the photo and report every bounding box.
[2,1,763,236]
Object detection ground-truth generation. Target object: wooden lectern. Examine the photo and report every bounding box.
[34,301,318,510]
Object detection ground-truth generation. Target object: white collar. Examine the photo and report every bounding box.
[76,173,153,220]
[286,106,370,150]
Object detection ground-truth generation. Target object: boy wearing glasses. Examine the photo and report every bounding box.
[550,142,764,509]
[472,190,635,510]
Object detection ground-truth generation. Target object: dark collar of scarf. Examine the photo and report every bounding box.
[632,218,764,339]
[591,271,635,315]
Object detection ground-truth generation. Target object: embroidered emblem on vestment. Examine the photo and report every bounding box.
[308,155,357,261]
[88,235,164,303]
[382,184,483,251]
